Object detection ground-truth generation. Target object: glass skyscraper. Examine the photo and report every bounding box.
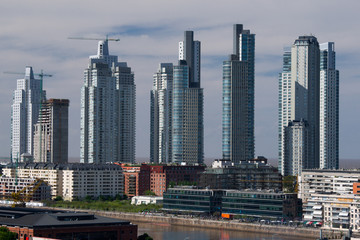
[172,31,203,163]
[319,42,339,169]
[150,63,173,163]
[222,24,255,163]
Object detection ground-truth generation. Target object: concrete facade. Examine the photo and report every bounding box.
[2,163,123,201]
[33,99,69,164]
[299,169,360,202]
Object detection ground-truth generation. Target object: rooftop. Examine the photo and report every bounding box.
[0,207,131,228]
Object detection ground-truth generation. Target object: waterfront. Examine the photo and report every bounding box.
[135,221,310,240]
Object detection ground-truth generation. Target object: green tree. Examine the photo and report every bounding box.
[0,227,17,240]
[138,233,153,240]
[54,196,63,201]
[283,175,297,193]
[144,190,156,196]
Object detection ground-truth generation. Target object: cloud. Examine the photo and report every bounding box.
[0,0,359,161]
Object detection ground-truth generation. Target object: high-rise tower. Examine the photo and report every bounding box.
[278,36,320,176]
[81,40,135,163]
[172,31,203,163]
[319,42,339,169]
[11,66,46,161]
[150,63,173,163]
[33,99,69,163]
[222,24,255,163]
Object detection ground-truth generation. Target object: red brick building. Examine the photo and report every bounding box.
[120,164,150,197]
[120,163,205,197]
[1,207,137,240]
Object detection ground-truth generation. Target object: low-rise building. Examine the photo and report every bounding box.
[131,196,163,205]
[299,169,360,202]
[2,163,123,201]
[149,164,205,196]
[163,187,223,214]
[222,190,300,219]
[163,187,301,219]
[0,176,51,201]
[61,164,123,201]
[119,163,205,197]
[0,207,137,240]
[199,159,282,191]
[120,164,151,197]
[303,193,360,232]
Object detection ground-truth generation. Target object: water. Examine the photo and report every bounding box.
[135,221,310,240]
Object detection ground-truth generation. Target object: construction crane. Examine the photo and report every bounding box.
[10,178,47,208]
[4,70,52,163]
[68,35,120,42]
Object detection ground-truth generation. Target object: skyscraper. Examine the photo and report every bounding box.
[33,99,69,163]
[319,42,339,169]
[278,36,320,176]
[11,66,46,162]
[81,40,135,163]
[222,24,255,163]
[172,31,203,163]
[150,63,173,163]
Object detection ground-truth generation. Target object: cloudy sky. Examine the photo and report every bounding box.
[0,0,359,163]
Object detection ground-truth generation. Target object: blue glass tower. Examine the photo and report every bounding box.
[222,24,255,163]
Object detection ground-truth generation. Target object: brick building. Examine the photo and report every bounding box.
[120,164,150,197]
[119,163,205,197]
[0,207,137,240]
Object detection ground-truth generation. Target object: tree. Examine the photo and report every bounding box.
[138,233,153,240]
[0,227,17,240]
[54,196,63,201]
[283,175,297,193]
[144,190,156,196]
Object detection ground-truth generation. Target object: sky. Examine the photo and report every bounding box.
[0,0,359,163]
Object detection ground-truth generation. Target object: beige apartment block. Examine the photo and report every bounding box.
[2,163,123,201]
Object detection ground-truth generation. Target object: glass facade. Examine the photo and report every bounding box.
[222,24,255,163]
[163,188,300,219]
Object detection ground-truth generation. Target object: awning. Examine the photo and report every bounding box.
[313,211,322,215]
[313,205,322,209]
[304,215,313,220]
[339,212,349,217]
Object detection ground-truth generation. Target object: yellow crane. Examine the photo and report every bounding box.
[11,178,47,208]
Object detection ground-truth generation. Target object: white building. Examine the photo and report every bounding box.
[283,120,309,176]
[11,67,46,161]
[303,193,360,232]
[81,40,135,163]
[299,169,360,202]
[319,42,339,169]
[2,163,123,201]
[0,176,51,201]
[150,63,173,163]
[131,196,163,205]
[62,164,123,201]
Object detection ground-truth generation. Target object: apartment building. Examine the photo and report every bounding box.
[299,169,360,202]
[2,163,123,201]
[0,176,51,201]
[304,193,360,232]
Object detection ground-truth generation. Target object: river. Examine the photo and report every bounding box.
[135,221,312,240]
